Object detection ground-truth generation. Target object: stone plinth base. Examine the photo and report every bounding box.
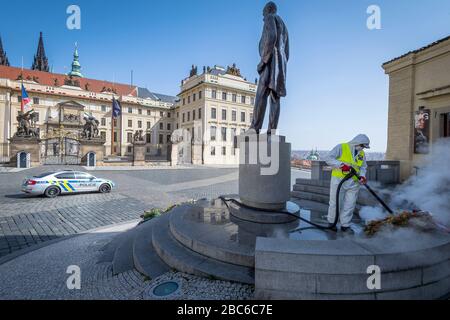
[133,141,146,166]
[228,198,299,224]
[239,133,291,211]
[80,138,105,166]
[9,136,41,167]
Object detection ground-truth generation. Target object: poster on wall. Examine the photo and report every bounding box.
[414,109,430,154]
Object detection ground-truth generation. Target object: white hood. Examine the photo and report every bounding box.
[348,134,370,148]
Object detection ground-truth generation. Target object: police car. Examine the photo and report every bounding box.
[21,170,115,198]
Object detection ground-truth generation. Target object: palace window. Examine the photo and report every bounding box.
[146,133,151,143]
[159,134,164,144]
[199,91,202,99]
[193,94,196,102]
[101,118,106,126]
[128,107,133,113]
[128,119,132,127]
[222,147,226,156]
[147,121,151,129]
[138,109,142,115]
[183,98,186,105]
[193,110,196,120]
[211,107,217,119]
[222,109,227,121]
[138,120,142,128]
[187,112,190,122]
[127,132,132,143]
[127,146,132,153]
[182,113,185,123]
[251,97,255,105]
[167,123,171,131]
[101,105,107,112]
[222,92,227,100]
[160,122,164,130]
[241,95,246,104]
[198,108,202,119]
[188,96,191,104]
[210,126,216,141]
[167,135,171,143]
[100,131,106,140]
[33,97,40,105]
[212,90,217,99]
[168,112,171,118]
[160,111,164,117]
[147,109,151,116]
[232,94,237,103]
[221,127,227,141]
[113,132,117,142]
[241,112,246,122]
[232,110,237,122]
[211,146,216,156]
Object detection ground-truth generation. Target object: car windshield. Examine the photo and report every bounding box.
[33,172,55,178]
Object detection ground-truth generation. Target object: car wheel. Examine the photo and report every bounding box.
[99,183,111,194]
[44,186,61,198]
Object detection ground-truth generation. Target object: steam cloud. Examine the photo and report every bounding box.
[360,138,450,226]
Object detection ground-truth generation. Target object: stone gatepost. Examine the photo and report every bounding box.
[238,132,291,210]
[9,136,41,168]
[171,143,178,166]
[80,138,106,167]
[133,141,146,166]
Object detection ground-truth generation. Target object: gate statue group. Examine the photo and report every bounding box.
[15,109,39,138]
[81,113,100,140]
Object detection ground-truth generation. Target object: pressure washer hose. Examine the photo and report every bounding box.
[219,167,392,232]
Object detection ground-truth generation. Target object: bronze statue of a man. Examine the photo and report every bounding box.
[250,1,289,134]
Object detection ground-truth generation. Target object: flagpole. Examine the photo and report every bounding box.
[21,56,24,112]
[111,96,115,156]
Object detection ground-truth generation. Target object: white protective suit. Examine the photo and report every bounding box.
[325,134,369,227]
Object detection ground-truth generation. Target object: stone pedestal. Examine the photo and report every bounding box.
[9,136,41,167]
[133,141,146,166]
[80,138,105,167]
[170,143,178,166]
[239,133,291,211]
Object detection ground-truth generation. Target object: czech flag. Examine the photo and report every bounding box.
[21,84,32,112]
[112,97,122,118]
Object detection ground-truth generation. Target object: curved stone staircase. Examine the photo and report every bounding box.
[98,204,255,284]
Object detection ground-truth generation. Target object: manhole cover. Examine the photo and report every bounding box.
[145,280,181,300]
[152,281,180,297]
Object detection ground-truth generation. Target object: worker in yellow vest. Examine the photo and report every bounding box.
[325,134,370,234]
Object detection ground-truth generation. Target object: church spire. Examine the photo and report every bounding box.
[0,35,10,66]
[31,32,49,72]
[68,43,83,78]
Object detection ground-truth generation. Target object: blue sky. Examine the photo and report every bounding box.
[1,0,450,151]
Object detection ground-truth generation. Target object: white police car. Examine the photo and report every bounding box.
[21,170,115,198]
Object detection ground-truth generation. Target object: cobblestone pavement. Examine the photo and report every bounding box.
[1,166,308,258]
[0,165,248,258]
[0,222,254,300]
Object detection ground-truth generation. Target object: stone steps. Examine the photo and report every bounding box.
[132,219,170,279]
[169,204,255,267]
[152,211,255,284]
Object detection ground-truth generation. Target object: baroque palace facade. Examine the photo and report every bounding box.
[0,33,256,166]
[174,65,256,165]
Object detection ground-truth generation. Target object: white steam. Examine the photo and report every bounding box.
[360,138,450,226]
[390,138,450,225]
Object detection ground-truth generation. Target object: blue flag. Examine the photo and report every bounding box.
[112,97,122,118]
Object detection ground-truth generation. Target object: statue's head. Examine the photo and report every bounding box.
[263,1,277,16]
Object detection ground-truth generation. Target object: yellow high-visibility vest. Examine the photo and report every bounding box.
[331,143,365,180]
